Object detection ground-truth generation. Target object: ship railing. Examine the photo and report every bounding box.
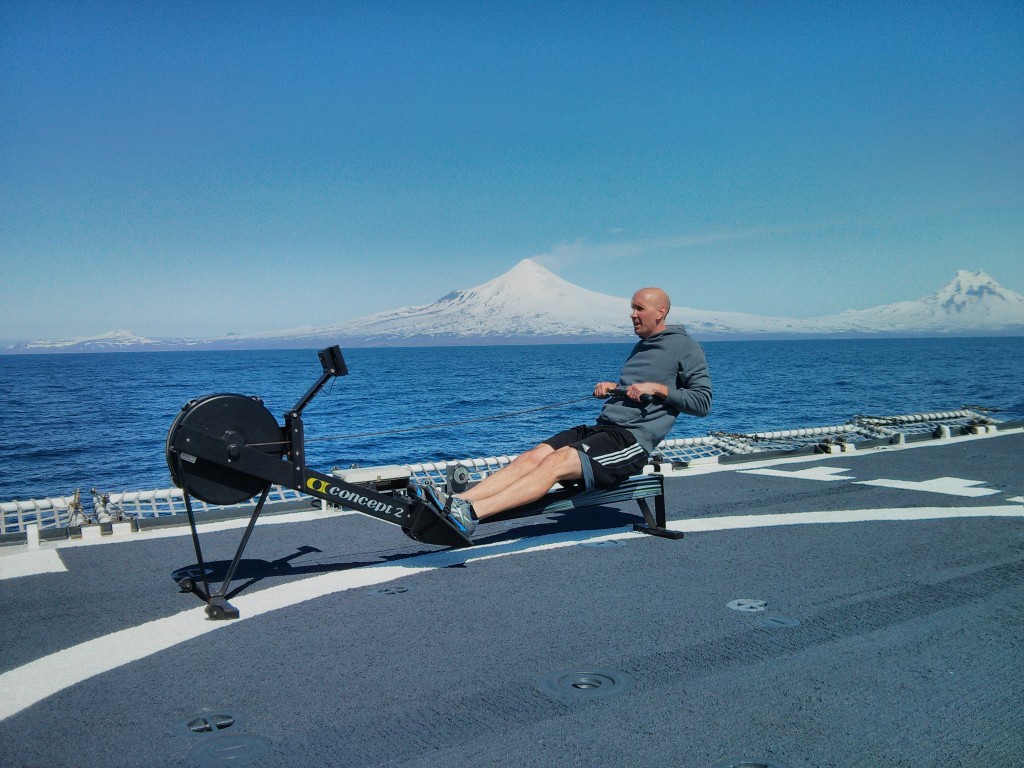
[2,408,1017,537]
[1,496,76,534]
[850,408,995,438]
[1,486,310,537]
[105,485,307,518]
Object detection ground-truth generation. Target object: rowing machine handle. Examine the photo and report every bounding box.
[606,387,656,405]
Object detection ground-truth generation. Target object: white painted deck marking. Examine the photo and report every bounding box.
[739,467,854,482]
[855,477,1000,497]
[1009,496,1024,504]
[738,468,1005,499]
[0,550,66,580]
[3,504,1024,723]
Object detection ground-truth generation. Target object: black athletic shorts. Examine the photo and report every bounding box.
[542,424,648,491]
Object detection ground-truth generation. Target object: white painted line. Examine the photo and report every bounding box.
[664,505,1024,532]
[739,467,854,482]
[855,477,1000,498]
[1009,496,1024,504]
[0,550,67,581]
[3,504,1024,723]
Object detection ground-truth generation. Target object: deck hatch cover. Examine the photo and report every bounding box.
[538,669,634,702]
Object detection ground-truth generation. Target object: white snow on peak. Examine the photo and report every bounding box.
[936,270,1011,310]
[811,269,1024,333]
[15,329,158,351]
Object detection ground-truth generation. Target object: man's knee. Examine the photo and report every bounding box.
[523,442,555,464]
[541,445,583,480]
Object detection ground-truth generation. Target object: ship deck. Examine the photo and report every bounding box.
[2,428,1023,767]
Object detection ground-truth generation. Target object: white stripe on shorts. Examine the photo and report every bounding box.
[594,442,646,468]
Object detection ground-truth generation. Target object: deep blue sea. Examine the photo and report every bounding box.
[0,337,1021,502]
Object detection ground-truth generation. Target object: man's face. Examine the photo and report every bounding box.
[630,291,665,338]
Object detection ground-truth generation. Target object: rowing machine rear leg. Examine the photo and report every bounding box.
[633,496,684,540]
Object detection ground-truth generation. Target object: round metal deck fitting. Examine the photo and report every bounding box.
[170,711,245,737]
[189,714,235,733]
[372,585,409,596]
[727,598,767,612]
[538,669,634,702]
[581,539,626,549]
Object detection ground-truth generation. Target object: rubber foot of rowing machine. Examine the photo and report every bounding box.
[633,524,684,540]
[206,597,240,620]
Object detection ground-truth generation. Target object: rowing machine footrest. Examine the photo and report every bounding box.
[403,501,474,548]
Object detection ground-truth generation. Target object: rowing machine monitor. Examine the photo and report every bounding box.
[318,345,348,377]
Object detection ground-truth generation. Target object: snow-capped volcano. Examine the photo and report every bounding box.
[5,264,1023,353]
[806,270,1024,334]
[327,258,631,341]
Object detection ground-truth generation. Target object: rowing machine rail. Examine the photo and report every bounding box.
[166,345,469,619]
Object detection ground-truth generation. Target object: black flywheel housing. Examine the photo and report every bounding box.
[166,394,285,505]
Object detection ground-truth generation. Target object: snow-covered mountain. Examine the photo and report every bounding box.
[326,258,632,343]
[8,329,163,353]
[308,262,1024,342]
[4,263,1023,353]
[803,270,1024,334]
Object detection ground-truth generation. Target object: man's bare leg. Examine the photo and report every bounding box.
[466,446,583,520]
[459,443,555,504]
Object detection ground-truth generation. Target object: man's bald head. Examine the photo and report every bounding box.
[630,287,671,338]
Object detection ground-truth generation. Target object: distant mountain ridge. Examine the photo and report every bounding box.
[5,262,1023,353]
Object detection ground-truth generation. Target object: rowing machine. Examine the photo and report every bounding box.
[165,345,469,619]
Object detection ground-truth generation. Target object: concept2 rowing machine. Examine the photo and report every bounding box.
[165,345,469,619]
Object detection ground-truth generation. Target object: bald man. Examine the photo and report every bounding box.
[421,287,712,538]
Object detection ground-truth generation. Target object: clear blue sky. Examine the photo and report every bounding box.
[2,1,1021,341]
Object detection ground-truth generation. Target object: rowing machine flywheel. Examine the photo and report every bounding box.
[166,394,285,505]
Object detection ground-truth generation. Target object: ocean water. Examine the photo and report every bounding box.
[0,337,1021,502]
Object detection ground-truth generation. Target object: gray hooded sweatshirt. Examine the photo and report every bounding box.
[596,324,712,453]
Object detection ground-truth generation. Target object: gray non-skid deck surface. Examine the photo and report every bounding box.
[1,433,1023,767]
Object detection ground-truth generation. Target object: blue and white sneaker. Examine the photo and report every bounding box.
[407,481,445,509]
[421,483,448,515]
[406,481,427,504]
[445,497,478,537]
